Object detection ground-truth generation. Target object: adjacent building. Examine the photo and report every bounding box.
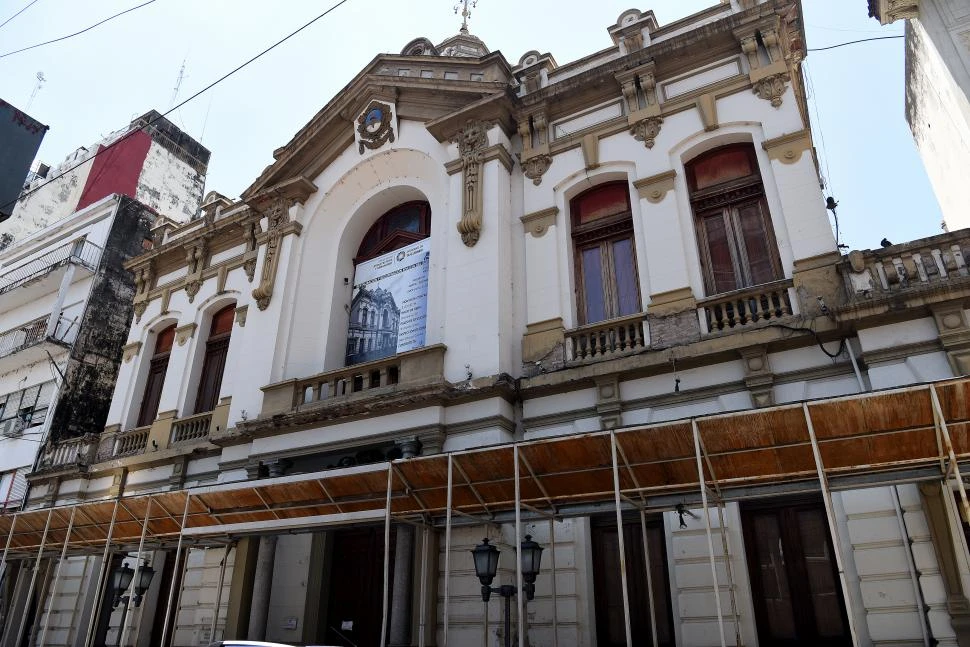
[867,0,970,230]
[0,99,47,224]
[5,2,970,647]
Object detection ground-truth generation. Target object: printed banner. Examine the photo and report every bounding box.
[345,238,430,366]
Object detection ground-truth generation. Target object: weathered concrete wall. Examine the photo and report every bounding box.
[48,197,153,441]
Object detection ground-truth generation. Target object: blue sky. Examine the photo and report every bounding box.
[0,0,936,251]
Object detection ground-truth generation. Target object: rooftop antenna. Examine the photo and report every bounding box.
[454,0,478,33]
[169,59,186,109]
[25,71,45,111]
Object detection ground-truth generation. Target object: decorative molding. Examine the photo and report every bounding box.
[581,133,599,170]
[520,207,559,238]
[633,170,677,204]
[184,278,202,303]
[454,120,490,247]
[235,304,249,328]
[762,129,812,165]
[874,0,920,25]
[133,300,148,324]
[631,116,663,149]
[356,100,395,154]
[740,345,775,408]
[522,154,552,185]
[175,323,197,346]
[696,93,718,131]
[122,341,142,363]
[753,73,790,108]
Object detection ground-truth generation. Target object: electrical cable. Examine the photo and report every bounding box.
[808,35,904,52]
[768,322,846,359]
[0,0,353,215]
[0,0,39,31]
[0,0,158,59]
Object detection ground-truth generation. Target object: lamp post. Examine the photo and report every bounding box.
[109,560,155,646]
[471,536,544,647]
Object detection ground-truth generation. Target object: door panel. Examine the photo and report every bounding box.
[324,527,393,647]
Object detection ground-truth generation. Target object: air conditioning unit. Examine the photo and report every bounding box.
[0,418,25,438]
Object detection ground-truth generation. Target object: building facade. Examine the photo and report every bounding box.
[6,2,970,647]
[867,0,970,230]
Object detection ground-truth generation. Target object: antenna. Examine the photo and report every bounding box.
[453,0,478,33]
[169,60,186,109]
[26,71,45,111]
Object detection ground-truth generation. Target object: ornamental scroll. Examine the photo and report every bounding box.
[455,120,489,247]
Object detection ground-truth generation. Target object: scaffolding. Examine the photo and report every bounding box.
[2,378,970,646]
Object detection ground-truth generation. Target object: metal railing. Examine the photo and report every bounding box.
[565,313,648,362]
[0,238,101,296]
[698,279,794,333]
[0,314,79,360]
[842,231,970,300]
[171,412,212,444]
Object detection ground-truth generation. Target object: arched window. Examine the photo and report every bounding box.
[571,182,641,325]
[136,325,175,427]
[355,201,431,263]
[193,305,235,414]
[687,144,781,295]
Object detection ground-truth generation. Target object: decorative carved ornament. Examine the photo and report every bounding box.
[762,129,812,165]
[520,207,558,238]
[879,0,919,24]
[633,170,677,204]
[753,73,790,108]
[175,323,197,347]
[522,154,552,185]
[357,100,395,154]
[122,341,142,364]
[235,304,249,328]
[631,116,663,148]
[133,300,148,324]
[455,120,490,247]
[184,279,202,303]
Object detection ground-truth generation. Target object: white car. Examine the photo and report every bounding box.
[207,642,296,647]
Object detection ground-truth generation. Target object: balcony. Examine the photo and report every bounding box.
[0,239,101,311]
[841,231,970,304]
[565,314,648,364]
[697,279,795,334]
[170,411,212,445]
[0,314,77,373]
[33,434,100,475]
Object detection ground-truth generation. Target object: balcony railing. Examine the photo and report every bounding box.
[261,345,447,415]
[565,313,648,363]
[171,411,212,444]
[0,238,101,297]
[35,434,99,471]
[0,314,78,360]
[112,426,149,457]
[842,231,970,300]
[698,280,795,333]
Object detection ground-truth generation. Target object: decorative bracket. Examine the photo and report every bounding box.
[455,120,490,247]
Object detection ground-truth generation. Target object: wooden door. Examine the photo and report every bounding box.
[742,500,851,646]
[324,527,394,647]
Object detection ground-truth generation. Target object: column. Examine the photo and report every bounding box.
[247,536,278,641]
[389,438,420,646]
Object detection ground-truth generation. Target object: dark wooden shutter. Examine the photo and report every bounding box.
[193,336,229,414]
[137,356,168,428]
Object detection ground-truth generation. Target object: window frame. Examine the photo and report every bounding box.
[136,325,175,428]
[687,144,782,296]
[570,181,642,326]
[193,305,235,415]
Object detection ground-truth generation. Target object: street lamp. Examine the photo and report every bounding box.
[110,562,134,609]
[470,535,544,647]
[132,562,155,607]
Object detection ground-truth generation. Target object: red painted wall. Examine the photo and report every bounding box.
[76,129,152,211]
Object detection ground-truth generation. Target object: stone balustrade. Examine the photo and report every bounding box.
[841,231,970,300]
[697,279,794,333]
[112,426,150,457]
[565,313,648,363]
[170,411,212,444]
[36,434,100,471]
[260,344,447,416]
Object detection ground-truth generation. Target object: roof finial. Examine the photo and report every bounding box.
[454,0,478,33]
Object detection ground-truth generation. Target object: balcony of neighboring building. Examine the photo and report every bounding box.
[0,313,77,373]
[0,238,101,312]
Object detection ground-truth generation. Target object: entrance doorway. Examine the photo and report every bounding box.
[323,526,394,647]
[741,499,850,646]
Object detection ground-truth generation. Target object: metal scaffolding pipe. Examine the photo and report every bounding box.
[609,432,633,647]
[514,445,525,647]
[0,514,17,590]
[930,385,970,521]
[15,507,53,647]
[714,503,741,647]
[160,494,192,647]
[119,497,152,647]
[638,508,659,647]
[209,544,232,643]
[803,402,861,647]
[444,455,453,646]
[38,506,76,647]
[692,419,726,647]
[381,467,392,647]
[418,523,429,647]
[84,500,119,647]
[549,517,559,647]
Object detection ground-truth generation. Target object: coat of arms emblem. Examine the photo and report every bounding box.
[357,100,395,154]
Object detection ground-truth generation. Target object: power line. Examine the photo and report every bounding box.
[2,0,353,214]
[808,35,904,52]
[0,0,39,31]
[0,0,158,59]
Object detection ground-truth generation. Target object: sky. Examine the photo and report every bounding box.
[0,0,936,251]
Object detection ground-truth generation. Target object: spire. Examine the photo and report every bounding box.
[454,0,477,34]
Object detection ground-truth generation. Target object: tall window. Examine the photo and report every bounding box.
[355,201,431,264]
[136,325,175,427]
[193,305,235,414]
[687,144,781,295]
[571,182,641,325]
